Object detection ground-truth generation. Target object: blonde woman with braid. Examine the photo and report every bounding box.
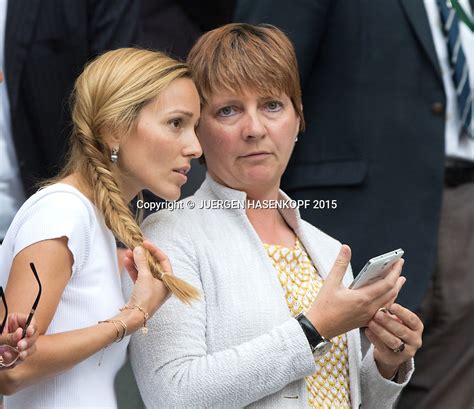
[0,48,201,407]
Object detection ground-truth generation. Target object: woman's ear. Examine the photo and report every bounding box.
[102,126,121,151]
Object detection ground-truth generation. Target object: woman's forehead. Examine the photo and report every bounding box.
[205,84,287,104]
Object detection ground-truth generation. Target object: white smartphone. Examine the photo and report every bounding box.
[349,248,404,289]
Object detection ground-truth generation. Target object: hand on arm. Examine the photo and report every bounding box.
[365,303,423,379]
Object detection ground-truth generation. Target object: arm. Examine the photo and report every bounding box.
[0,239,139,394]
[0,239,168,395]
[128,220,316,408]
[235,0,333,87]
[88,0,141,57]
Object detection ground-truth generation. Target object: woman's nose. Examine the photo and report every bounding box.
[242,112,266,141]
[185,129,203,158]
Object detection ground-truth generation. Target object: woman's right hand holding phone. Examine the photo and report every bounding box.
[306,245,405,339]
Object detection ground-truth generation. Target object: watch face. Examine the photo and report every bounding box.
[312,341,332,358]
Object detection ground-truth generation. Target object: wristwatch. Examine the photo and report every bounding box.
[296,313,332,357]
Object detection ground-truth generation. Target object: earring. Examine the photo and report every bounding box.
[110,146,119,163]
[294,136,298,142]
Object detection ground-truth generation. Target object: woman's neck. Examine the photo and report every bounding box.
[246,190,296,249]
[59,173,93,201]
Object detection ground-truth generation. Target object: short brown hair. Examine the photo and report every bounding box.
[187,23,305,131]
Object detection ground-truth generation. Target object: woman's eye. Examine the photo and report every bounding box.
[266,101,283,112]
[217,106,236,117]
[169,118,182,129]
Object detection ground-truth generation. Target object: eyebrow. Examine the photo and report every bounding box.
[209,95,284,108]
[167,109,195,117]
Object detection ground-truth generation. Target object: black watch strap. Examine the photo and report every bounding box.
[296,313,325,348]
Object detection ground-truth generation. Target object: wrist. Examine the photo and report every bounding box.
[296,313,332,357]
[375,359,399,380]
[114,308,143,334]
[119,304,149,334]
[306,310,332,339]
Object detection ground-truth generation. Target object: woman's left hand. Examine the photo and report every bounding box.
[365,303,424,379]
[1,314,38,369]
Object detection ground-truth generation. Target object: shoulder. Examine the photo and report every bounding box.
[19,184,95,224]
[141,197,203,240]
[4,184,97,273]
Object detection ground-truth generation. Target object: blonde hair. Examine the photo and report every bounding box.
[52,48,199,303]
[187,23,304,131]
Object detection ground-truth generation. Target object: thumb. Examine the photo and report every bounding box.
[133,246,149,275]
[326,244,351,286]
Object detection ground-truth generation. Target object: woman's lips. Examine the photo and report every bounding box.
[240,151,271,159]
[173,166,190,182]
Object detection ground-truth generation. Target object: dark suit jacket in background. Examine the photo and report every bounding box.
[5,0,141,196]
[139,0,236,199]
[141,0,236,59]
[236,0,463,311]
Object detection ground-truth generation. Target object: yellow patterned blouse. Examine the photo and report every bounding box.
[264,238,351,408]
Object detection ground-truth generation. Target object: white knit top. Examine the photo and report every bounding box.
[0,184,128,409]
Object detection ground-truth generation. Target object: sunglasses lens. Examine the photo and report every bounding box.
[0,344,20,367]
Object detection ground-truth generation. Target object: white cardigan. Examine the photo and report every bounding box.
[126,175,413,409]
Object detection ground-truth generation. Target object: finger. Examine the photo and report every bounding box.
[5,332,16,348]
[18,350,28,361]
[368,320,405,352]
[26,343,37,358]
[10,312,29,329]
[373,310,412,342]
[17,338,28,352]
[389,303,424,332]
[380,276,406,308]
[326,244,351,286]
[142,240,172,274]
[373,276,406,308]
[384,310,403,324]
[5,327,23,348]
[124,256,138,283]
[25,322,37,338]
[6,313,18,333]
[365,327,393,353]
[132,246,149,275]
[362,260,404,300]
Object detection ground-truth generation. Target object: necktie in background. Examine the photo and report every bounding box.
[437,0,474,138]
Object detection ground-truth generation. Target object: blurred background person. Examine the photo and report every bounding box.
[0,0,140,243]
[237,1,474,408]
[139,0,236,198]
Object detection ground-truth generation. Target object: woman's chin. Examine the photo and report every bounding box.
[150,186,181,203]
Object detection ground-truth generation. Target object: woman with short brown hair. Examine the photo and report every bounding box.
[129,24,423,408]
